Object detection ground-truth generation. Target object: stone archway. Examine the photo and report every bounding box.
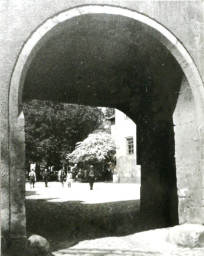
[8,4,204,249]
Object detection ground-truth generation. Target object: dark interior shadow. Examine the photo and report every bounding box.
[26,195,141,252]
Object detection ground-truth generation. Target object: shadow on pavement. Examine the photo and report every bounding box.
[26,194,140,252]
[26,190,40,196]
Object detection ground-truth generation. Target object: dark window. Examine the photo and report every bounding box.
[111,119,115,125]
[126,137,134,154]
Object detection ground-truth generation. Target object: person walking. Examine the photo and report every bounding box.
[58,168,66,188]
[66,171,73,188]
[70,163,77,181]
[29,169,36,188]
[42,168,49,187]
[88,165,95,190]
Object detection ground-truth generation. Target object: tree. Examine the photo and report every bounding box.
[67,132,116,180]
[23,100,104,169]
[104,107,115,118]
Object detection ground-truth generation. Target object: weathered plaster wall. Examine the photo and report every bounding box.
[173,76,204,224]
[114,109,141,183]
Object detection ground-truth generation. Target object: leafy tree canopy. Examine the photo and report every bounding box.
[67,132,116,166]
[23,100,104,168]
[104,107,115,118]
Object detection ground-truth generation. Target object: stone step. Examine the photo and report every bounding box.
[52,248,160,255]
[52,247,204,256]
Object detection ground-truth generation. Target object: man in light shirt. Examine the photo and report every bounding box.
[29,169,36,188]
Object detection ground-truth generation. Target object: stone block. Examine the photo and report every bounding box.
[178,198,189,224]
[178,188,189,197]
[26,235,50,256]
[167,224,204,248]
[187,207,204,224]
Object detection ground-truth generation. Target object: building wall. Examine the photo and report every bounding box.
[0,0,204,249]
[112,109,141,183]
[173,76,203,224]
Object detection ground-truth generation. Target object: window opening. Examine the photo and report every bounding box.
[126,137,134,154]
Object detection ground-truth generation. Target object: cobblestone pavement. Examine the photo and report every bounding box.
[26,182,204,256]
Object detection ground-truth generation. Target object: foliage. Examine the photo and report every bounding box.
[67,132,116,166]
[92,107,114,134]
[23,100,104,168]
[104,107,115,118]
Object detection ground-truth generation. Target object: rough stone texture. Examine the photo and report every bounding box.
[27,235,50,256]
[10,114,26,236]
[167,224,204,248]
[52,227,204,256]
[173,76,202,224]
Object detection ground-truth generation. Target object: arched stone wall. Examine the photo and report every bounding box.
[8,4,204,249]
[173,76,203,224]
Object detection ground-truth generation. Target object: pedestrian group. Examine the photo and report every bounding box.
[28,164,95,190]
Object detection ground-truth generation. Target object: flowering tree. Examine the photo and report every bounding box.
[67,132,116,180]
[67,132,115,163]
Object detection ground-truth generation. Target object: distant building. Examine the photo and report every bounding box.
[108,109,141,183]
[30,163,36,171]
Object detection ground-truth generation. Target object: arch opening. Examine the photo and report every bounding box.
[7,5,204,252]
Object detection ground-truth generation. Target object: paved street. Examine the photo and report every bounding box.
[26,182,204,256]
[26,182,141,252]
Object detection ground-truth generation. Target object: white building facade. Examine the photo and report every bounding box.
[111,109,141,183]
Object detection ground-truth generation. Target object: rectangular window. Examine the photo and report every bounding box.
[126,137,134,154]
